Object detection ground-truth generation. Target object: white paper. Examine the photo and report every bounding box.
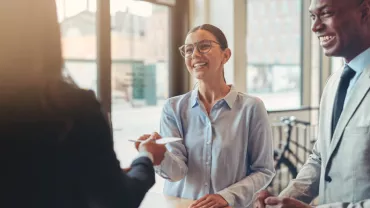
[128,137,182,144]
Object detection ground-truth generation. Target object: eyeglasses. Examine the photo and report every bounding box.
[179,40,221,58]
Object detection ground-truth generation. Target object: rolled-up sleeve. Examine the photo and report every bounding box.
[154,100,188,182]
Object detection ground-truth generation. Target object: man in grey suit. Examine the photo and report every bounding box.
[255,0,370,207]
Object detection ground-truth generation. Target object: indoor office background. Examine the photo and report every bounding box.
[56,0,344,193]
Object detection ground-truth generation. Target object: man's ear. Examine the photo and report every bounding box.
[222,48,231,64]
[360,0,370,22]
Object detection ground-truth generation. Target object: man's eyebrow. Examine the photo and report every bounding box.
[309,5,332,14]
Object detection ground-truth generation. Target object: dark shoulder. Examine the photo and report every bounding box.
[44,80,102,118]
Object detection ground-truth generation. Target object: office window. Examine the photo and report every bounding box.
[282,0,289,14]
[56,0,170,193]
[246,0,302,110]
[110,1,169,193]
[56,0,97,93]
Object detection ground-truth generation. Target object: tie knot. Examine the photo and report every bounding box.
[341,65,356,80]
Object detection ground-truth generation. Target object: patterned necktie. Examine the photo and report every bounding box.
[331,65,356,137]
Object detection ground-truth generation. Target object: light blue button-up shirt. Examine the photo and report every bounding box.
[343,47,370,105]
[154,85,275,207]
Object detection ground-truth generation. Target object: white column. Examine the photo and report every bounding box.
[188,0,209,89]
[208,0,246,91]
[188,0,246,92]
[96,0,111,114]
[189,0,209,27]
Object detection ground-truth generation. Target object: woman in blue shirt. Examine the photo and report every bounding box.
[140,24,275,208]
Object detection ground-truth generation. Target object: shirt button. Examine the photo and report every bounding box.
[206,161,209,165]
[207,141,211,145]
[205,183,208,186]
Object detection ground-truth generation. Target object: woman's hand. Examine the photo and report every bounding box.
[189,194,230,208]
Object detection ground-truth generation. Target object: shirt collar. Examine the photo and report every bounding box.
[223,85,238,108]
[190,85,238,109]
[347,47,370,75]
[190,88,198,108]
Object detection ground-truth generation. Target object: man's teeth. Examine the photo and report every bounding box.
[194,63,206,67]
[319,36,334,42]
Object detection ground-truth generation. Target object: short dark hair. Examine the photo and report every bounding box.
[188,24,228,50]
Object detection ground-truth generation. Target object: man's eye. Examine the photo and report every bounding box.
[310,14,316,21]
[321,11,334,17]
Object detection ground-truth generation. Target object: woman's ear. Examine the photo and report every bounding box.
[222,48,231,64]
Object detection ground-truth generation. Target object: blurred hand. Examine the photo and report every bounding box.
[135,134,150,150]
[264,197,312,208]
[189,194,229,208]
[135,132,162,150]
[136,133,166,166]
[122,167,131,172]
[254,190,273,208]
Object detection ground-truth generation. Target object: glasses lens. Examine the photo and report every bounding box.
[184,44,194,58]
[179,40,213,58]
[179,44,194,58]
[197,40,212,53]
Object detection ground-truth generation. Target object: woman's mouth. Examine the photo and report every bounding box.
[193,62,207,70]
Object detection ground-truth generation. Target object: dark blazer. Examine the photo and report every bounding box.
[0,80,155,208]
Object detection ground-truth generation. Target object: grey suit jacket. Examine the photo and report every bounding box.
[279,65,370,208]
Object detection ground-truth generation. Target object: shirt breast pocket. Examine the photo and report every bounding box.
[336,126,369,169]
[343,125,370,201]
[341,125,370,160]
[342,126,370,181]
[344,126,369,134]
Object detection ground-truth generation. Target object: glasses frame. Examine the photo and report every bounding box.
[178,39,221,58]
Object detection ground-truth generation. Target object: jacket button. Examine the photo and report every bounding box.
[325,175,332,182]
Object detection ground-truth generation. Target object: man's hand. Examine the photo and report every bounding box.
[122,167,131,172]
[254,190,273,208]
[189,194,229,208]
[264,196,312,208]
[135,134,151,150]
[136,133,167,166]
[135,132,161,150]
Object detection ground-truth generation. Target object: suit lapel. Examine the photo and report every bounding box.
[327,66,370,164]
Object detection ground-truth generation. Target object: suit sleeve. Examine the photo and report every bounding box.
[77,92,155,208]
[278,82,332,204]
[278,104,324,204]
[278,138,321,203]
